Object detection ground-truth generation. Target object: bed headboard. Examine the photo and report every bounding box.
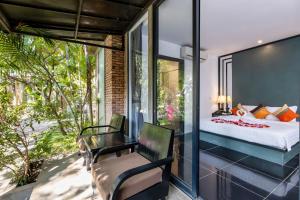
[221,36,300,111]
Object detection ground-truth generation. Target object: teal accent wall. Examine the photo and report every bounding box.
[232,36,300,108]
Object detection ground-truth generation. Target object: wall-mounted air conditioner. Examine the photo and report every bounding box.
[180,46,208,62]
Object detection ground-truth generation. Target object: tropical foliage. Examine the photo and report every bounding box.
[0,27,98,185]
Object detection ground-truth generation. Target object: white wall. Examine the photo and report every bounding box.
[159,40,181,58]
[200,54,219,118]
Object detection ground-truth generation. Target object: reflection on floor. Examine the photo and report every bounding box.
[196,141,299,200]
[172,133,299,200]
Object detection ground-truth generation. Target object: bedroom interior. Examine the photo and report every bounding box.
[142,0,300,199]
[196,0,300,199]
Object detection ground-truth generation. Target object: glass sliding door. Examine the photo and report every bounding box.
[129,14,152,139]
[154,0,194,192]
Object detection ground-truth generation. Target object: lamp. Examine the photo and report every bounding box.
[217,95,226,111]
[225,96,232,113]
[217,96,226,103]
[217,95,232,112]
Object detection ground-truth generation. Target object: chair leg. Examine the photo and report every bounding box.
[131,146,135,153]
[86,153,91,171]
[83,154,86,166]
[116,151,121,157]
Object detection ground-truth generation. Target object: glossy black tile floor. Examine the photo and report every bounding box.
[198,142,299,200]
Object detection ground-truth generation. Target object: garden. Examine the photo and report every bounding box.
[0,26,98,188]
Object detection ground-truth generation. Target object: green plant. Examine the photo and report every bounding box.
[0,85,36,185]
[0,27,98,186]
[31,128,77,160]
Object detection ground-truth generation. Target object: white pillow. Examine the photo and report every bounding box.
[243,105,257,112]
[291,106,298,113]
[242,112,256,119]
[265,114,279,121]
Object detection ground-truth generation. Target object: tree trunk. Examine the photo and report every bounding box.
[38,63,81,131]
[23,153,30,178]
[84,45,93,126]
[47,95,67,135]
[51,104,67,135]
[43,84,68,135]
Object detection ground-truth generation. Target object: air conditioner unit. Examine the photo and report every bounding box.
[180,46,208,62]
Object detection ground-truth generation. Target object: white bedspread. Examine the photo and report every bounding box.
[200,115,299,151]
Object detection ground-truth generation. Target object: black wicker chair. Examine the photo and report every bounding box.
[80,114,125,136]
[91,123,174,200]
[77,114,126,154]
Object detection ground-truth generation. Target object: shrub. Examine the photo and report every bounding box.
[31,127,78,160]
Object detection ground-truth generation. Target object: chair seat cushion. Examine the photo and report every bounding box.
[91,152,162,200]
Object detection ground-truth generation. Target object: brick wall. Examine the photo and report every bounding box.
[104,35,125,123]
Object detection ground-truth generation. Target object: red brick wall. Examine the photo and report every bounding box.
[104,35,125,123]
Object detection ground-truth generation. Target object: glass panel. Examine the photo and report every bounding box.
[157,0,193,187]
[157,57,184,134]
[129,15,151,139]
[97,48,105,125]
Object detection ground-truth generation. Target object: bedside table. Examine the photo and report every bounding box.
[212,111,232,117]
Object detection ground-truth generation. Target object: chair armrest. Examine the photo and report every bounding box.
[93,143,138,164]
[110,157,173,200]
[80,125,117,136]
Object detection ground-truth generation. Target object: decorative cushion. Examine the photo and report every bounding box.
[272,104,289,116]
[250,104,264,114]
[237,110,246,116]
[91,152,162,200]
[231,107,239,115]
[251,106,270,119]
[274,105,299,122]
[237,103,248,113]
[277,109,299,122]
[231,103,247,116]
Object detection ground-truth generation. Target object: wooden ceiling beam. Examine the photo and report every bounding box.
[15,30,124,51]
[0,1,130,22]
[74,0,83,39]
[106,0,143,9]
[0,8,11,32]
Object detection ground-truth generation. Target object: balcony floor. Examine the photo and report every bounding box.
[1,153,190,200]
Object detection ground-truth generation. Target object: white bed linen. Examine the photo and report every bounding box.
[200,115,299,151]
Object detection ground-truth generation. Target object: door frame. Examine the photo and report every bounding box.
[128,13,149,139]
[152,0,201,198]
[127,0,201,198]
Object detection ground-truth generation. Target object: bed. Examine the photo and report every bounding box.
[200,115,300,165]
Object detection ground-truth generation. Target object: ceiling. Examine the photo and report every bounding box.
[158,0,300,55]
[0,0,151,49]
[1,0,299,53]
